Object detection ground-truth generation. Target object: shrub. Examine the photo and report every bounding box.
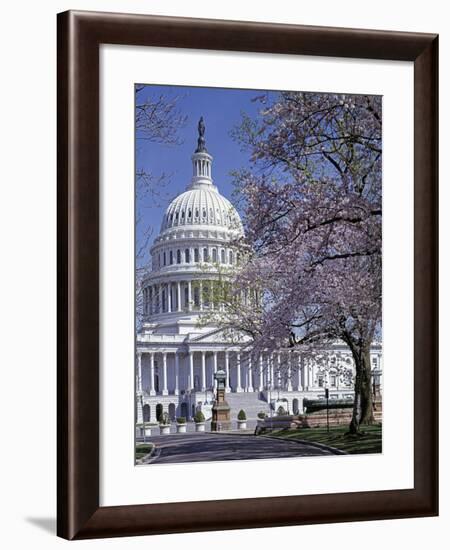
[257,411,267,419]
[176,416,186,424]
[159,412,171,425]
[237,409,246,421]
[194,411,205,423]
[277,406,287,416]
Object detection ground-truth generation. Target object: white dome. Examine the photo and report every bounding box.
[161,186,243,233]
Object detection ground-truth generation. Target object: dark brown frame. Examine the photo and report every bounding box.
[57,10,438,540]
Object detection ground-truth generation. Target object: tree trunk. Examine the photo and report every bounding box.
[349,347,374,434]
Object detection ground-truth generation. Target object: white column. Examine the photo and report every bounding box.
[270,354,274,390]
[174,352,179,395]
[189,351,194,391]
[225,351,231,391]
[199,281,203,311]
[258,355,263,392]
[149,353,156,395]
[311,363,316,388]
[167,282,172,312]
[177,282,181,312]
[137,352,142,392]
[236,353,243,392]
[277,353,282,389]
[213,351,218,389]
[297,354,303,391]
[201,351,206,391]
[247,354,254,392]
[188,281,192,311]
[162,352,168,395]
[287,353,293,391]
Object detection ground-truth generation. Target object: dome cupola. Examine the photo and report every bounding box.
[159,117,243,234]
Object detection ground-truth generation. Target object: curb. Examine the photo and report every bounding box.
[136,443,157,465]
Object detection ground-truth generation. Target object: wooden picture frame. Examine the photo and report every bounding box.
[57,10,438,540]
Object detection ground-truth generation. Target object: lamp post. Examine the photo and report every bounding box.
[139,394,146,443]
[211,368,231,431]
[325,387,330,433]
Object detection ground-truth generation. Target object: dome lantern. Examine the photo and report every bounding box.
[189,117,213,190]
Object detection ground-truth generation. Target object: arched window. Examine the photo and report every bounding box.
[195,208,199,218]
[212,248,217,262]
[185,249,190,263]
[143,404,150,422]
[181,209,185,218]
[162,289,166,312]
[221,249,225,263]
[194,248,199,262]
[203,247,209,262]
[169,250,173,265]
[163,251,166,266]
[175,212,179,221]
[188,209,192,219]
[177,250,181,264]
[202,208,207,219]
[229,250,233,264]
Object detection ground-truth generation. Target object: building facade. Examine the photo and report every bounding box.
[136,122,382,427]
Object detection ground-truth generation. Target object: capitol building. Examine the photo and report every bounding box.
[136,120,382,428]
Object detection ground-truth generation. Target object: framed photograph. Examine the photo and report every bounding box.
[57,10,438,540]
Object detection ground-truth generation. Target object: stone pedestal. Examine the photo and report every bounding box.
[211,369,231,431]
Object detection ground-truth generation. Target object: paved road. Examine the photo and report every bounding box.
[146,433,336,464]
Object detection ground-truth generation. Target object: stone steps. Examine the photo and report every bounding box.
[224,391,271,420]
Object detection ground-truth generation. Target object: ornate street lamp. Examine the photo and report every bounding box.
[211,368,231,431]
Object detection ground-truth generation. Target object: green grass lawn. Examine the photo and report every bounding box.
[268,424,382,454]
[135,443,154,460]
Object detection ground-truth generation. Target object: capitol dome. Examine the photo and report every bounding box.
[161,185,242,233]
[142,117,244,322]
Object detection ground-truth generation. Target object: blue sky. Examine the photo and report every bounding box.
[135,84,277,266]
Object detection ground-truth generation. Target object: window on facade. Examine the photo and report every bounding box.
[318,375,324,388]
[169,250,173,265]
[229,250,233,264]
[372,357,377,364]
[177,250,181,264]
[188,209,192,218]
[194,248,199,262]
[195,208,199,218]
[162,290,166,313]
[203,247,209,262]
[184,286,189,309]
[181,209,185,218]
[176,212,179,221]
[221,249,225,263]
[202,208,207,219]
[330,375,337,387]
[185,249,190,263]
[163,251,166,266]
[212,248,217,262]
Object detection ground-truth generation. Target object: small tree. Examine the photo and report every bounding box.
[159,412,171,425]
[194,411,205,423]
[237,409,247,421]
